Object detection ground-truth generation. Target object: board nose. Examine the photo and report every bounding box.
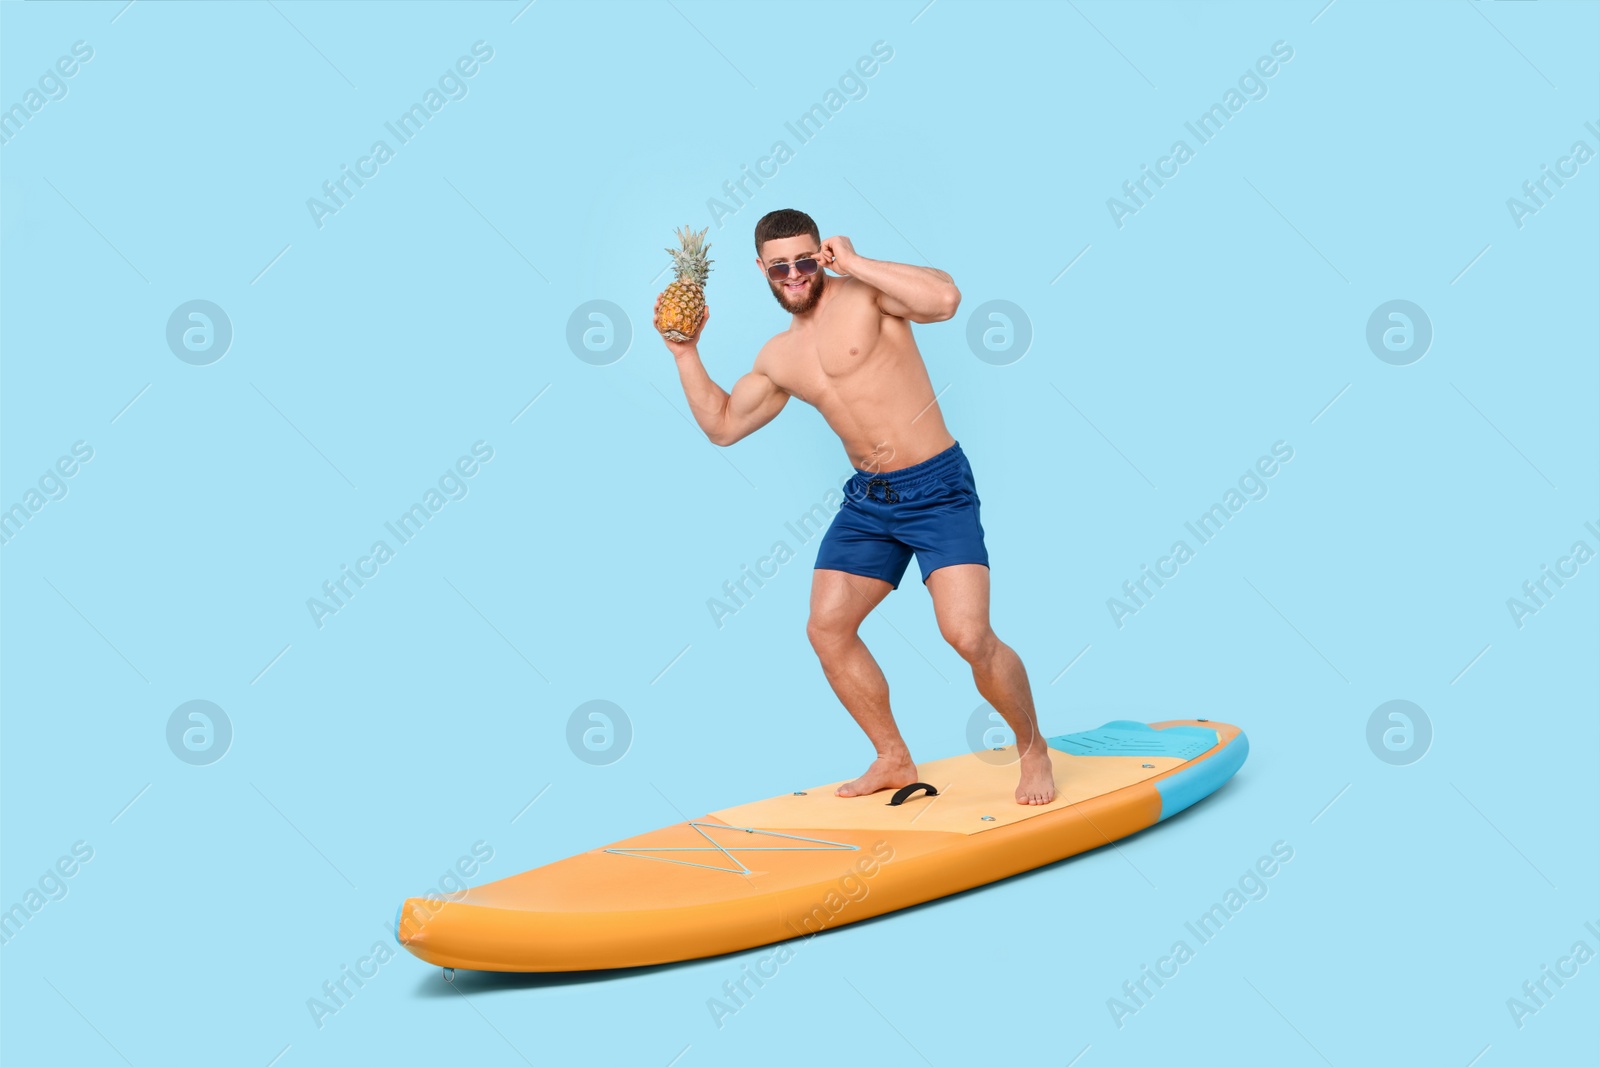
[396,897,431,947]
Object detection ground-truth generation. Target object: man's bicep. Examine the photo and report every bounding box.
[872,272,958,323]
[875,288,906,317]
[724,370,788,439]
[873,287,936,323]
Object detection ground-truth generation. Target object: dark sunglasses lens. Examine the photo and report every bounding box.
[767,257,821,281]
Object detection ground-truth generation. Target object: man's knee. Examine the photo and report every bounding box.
[941,621,996,662]
[807,612,859,651]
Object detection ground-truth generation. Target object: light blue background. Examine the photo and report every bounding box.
[3,1,1597,1065]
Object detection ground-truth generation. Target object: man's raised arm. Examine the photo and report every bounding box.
[820,235,960,323]
[656,303,789,447]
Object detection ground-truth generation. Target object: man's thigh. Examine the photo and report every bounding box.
[809,568,894,630]
[924,562,992,633]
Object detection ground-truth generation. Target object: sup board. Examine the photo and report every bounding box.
[396,718,1246,974]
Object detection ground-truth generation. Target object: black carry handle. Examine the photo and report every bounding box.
[886,782,939,806]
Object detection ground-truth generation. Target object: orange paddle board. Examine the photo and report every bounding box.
[396,718,1246,973]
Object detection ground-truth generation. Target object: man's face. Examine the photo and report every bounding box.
[758,235,827,315]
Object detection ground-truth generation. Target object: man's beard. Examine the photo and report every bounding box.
[768,270,826,315]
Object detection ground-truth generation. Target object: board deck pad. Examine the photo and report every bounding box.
[397,718,1248,972]
[711,749,1186,835]
[1049,720,1219,759]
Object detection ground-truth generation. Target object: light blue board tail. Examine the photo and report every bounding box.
[1045,720,1249,821]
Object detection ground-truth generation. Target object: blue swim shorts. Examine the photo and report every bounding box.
[813,441,989,590]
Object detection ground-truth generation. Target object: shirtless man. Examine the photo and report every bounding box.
[656,208,1055,805]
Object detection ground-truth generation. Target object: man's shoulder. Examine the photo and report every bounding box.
[753,331,794,377]
[831,273,879,301]
[828,275,894,318]
[757,330,792,356]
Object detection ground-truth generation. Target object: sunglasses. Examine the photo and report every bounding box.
[766,256,821,281]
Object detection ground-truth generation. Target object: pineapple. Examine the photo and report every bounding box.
[654,225,713,342]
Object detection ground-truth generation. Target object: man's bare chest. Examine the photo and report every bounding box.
[768,315,887,400]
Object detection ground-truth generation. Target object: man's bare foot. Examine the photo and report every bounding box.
[1016,747,1057,805]
[835,753,919,798]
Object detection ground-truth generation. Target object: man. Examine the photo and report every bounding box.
[655,208,1055,804]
